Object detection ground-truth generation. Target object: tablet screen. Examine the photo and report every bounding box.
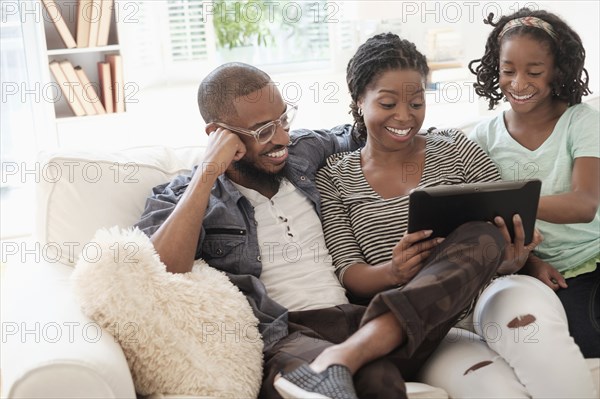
[407,180,541,244]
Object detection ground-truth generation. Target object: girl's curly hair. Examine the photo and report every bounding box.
[346,33,429,142]
[469,8,591,110]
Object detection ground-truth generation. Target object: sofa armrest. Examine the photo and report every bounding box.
[1,261,136,398]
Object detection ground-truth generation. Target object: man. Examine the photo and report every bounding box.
[135,63,509,398]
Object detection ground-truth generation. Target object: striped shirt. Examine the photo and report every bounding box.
[316,129,501,284]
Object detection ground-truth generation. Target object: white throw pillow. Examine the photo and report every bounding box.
[71,227,263,398]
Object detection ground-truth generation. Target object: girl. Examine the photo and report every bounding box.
[469,8,600,359]
[316,32,596,398]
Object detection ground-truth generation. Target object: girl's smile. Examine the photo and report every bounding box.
[499,35,555,112]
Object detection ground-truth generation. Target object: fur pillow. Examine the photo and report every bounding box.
[71,227,263,398]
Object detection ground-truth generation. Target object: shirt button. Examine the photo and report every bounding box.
[257,255,262,262]
[216,248,223,256]
[300,176,306,181]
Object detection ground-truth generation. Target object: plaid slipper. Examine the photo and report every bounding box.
[274,363,358,399]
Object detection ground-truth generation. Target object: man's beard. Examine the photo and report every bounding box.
[232,158,288,191]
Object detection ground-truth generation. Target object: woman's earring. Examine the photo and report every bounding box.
[358,108,363,116]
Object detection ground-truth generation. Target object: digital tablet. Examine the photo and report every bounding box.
[407,180,541,244]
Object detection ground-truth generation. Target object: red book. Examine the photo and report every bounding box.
[106,54,125,112]
[97,61,114,113]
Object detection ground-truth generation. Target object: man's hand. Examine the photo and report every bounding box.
[203,126,247,177]
[521,255,567,291]
[389,230,444,286]
[495,214,543,275]
[149,127,247,274]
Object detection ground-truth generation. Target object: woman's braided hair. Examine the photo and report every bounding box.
[469,8,590,110]
[347,33,429,142]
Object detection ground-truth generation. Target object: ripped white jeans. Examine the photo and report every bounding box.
[418,275,598,398]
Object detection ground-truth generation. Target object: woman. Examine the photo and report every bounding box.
[315,33,596,398]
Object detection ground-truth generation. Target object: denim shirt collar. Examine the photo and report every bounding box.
[215,155,321,215]
[285,154,322,216]
[215,173,246,204]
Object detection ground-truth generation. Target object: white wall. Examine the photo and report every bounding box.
[54,1,600,150]
[539,1,599,92]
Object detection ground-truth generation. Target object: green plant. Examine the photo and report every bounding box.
[213,0,274,49]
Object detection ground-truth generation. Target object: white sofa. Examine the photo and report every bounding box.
[1,145,449,398]
[1,146,205,398]
[2,133,599,397]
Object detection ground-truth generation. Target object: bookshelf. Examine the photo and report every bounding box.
[40,0,125,120]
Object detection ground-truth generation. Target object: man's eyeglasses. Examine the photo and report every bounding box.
[215,103,298,144]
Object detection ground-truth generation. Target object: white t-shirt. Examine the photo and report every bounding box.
[470,103,600,273]
[233,179,349,311]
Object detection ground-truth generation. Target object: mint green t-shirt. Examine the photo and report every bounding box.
[470,103,600,274]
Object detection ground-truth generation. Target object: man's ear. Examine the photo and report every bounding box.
[205,122,218,136]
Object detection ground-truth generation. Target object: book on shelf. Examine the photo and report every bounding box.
[59,60,98,115]
[71,0,114,48]
[76,0,92,47]
[87,0,102,47]
[106,54,125,112]
[49,58,123,117]
[97,62,114,113]
[41,0,77,49]
[74,66,106,114]
[96,0,114,47]
[49,61,85,116]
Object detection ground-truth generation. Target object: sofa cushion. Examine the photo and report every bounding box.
[71,227,263,397]
[36,146,205,266]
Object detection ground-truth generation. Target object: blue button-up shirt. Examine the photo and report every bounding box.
[135,125,359,350]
